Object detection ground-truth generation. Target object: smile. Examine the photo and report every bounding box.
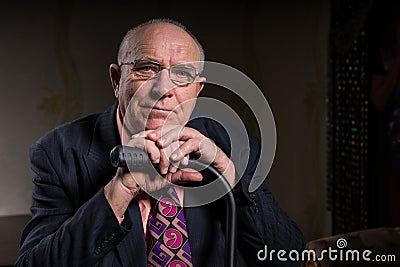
[152,106,172,112]
[142,105,174,116]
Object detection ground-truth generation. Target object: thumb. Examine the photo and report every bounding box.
[171,168,203,184]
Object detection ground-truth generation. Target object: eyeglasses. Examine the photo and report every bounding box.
[119,59,201,86]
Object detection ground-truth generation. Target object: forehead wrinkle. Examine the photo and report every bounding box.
[132,41,199,66]
[126,24,201,64]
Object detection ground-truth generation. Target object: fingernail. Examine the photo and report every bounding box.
[161,167,167,174]
[171,153,178,160]
[148,132,156,138]
[157,140,165,147]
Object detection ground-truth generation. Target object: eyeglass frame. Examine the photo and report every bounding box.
[118,59,202,86]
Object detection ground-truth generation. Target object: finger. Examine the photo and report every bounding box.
[170,139,200,161]
[169,156,188,170]
[165,172,172,183]
[147,125,177,143]
[171,169,203,184]
[161,140,181,174]
[145,140,162,164]
[131,130,155,139]
[157,127,189,148]
[126,138,161,164]
[197,138,218,164]
[169,164,178,173]
[178,142,189,166]
[146,130,161,142]
[158,147,170,175]
[180,155,189,166]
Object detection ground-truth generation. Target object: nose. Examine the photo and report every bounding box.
[150,69,174,98]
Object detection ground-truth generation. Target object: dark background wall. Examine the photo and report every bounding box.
[0,1,331,262]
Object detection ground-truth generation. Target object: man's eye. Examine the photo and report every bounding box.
[136,65,158,73]
[176,70,190,77]
[173,68,195,79]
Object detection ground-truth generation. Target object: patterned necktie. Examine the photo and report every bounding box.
[147,187,193,267]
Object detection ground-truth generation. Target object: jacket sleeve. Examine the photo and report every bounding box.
[235,138,305,267]
[15,142,130,267]
[236,185,305,266]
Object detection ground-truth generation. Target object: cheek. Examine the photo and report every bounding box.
[118,79,144,102]
[174,90,198,116]
[117,82,141,115]
[175,86,199,104]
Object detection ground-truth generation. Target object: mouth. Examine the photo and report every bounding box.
[152,106,172,112]
[141,105,174,115]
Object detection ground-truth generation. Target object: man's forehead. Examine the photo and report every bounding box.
[137,23,189,39]
[127,23,200,62]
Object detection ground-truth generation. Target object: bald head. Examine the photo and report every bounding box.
[117,19,205,66]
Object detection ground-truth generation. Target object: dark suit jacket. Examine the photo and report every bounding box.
[16,103,304,266]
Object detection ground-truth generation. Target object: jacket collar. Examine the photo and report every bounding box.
[86,102,120,159]
[82,102,121,193]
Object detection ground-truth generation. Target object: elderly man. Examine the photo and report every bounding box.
[16,19,304,266]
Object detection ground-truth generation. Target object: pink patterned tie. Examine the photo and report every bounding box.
[147,187,193,267]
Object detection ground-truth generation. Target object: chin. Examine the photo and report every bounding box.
[145,120,167,131]
[145,118,182,131]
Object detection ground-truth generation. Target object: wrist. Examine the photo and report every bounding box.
[117,174,142,197]
[104,175,141,218]
[213,149,236,188]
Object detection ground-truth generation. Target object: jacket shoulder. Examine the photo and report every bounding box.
[33,113,99,153]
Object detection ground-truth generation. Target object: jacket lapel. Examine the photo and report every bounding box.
[82,103,120,190]
[81,102,147,266]
[185,204,216,266]
[185,206,203,266]
[185,194,226,267]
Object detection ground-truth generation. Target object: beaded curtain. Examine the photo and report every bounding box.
[328,0,373,234]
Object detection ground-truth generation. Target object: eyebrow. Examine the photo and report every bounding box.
[135,57,198,69]
[176,63,197,69]
[135,57,161,63]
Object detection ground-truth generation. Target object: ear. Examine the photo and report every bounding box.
[196,76,206,95]
[109,63,121,98]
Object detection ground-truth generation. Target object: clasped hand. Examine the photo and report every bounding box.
[117,125,235,194]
